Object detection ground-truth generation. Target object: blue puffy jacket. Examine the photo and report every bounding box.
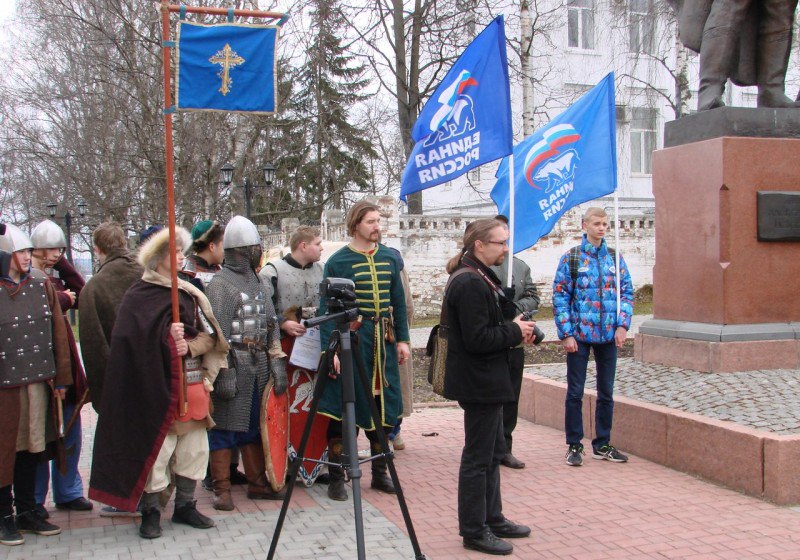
[552,235,634,344]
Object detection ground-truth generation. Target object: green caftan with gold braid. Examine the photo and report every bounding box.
[318,244,410,430]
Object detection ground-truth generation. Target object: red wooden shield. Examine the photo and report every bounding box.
[283,337,330,487]
[261,378,289,492]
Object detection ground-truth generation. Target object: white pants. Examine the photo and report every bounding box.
[144,428,208,493]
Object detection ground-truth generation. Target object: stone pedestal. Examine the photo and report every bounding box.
[636,134,800,372]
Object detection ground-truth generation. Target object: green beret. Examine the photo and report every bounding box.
[191,220,214,241]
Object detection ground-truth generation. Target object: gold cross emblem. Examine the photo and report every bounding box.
[209,44,245,96]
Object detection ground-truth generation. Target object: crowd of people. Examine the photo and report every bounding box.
[0,202,633,556]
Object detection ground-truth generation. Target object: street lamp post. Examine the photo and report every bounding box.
[220,162,276,219]
[47,201,87,264]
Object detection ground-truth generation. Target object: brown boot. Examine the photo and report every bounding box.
[327,438,348,501]
[369,442,396,494]
[240,443,285,500]
[210,449,234,511]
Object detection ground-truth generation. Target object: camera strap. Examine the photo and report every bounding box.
[461,255,529,318]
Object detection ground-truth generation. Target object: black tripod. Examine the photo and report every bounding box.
[267,301,426,560]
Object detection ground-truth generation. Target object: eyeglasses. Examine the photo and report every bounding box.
[483,240,508,246]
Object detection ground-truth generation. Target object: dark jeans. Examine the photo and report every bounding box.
[0,451,39,517]
[502,348,525,453]
[565,341,617,450]
[458,402,506,538]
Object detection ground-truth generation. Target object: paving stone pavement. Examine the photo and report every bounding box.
[529,359,800,435]
[10,405,800,559]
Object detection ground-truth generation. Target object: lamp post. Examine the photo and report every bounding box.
[220,162,276,219]
[47,200,87,264]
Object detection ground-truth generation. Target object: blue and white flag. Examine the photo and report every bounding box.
[491,72,617,251]
[400,16,512,201]
[176,22,278,114]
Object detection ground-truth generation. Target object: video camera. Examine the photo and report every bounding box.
[319,277,358,312]
[521,310,545,345]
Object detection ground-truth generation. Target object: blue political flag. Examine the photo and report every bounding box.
[400,16,512,201]
[176,22,278,114]
[491,72,617,251]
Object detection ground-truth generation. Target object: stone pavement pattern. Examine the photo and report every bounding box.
[530,359,800,435]
[10,405,800,559]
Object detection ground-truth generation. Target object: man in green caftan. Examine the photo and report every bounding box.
[317,200,410,501]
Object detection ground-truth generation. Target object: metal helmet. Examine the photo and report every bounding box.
[31,219,67,249]
[223,215,261,249]
[0,223,34,253]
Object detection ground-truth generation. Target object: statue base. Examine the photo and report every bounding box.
[664,107,800,148]
[635,135,800,372]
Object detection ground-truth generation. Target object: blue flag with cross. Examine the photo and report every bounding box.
[176,22,278,114]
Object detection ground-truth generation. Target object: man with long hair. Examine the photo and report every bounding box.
[442,218,536,556]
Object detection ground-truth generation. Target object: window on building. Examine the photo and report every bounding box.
[630,107,658,174]
[629,0,654,54]
[469,167,481,182]
[567,0,594,50]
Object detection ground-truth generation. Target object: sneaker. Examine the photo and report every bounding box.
[566,444,584,467]
[391,434,406,451]
[33,503,49,520]
[55,497,93,511]
[593,445,628,463]
[100,505,141,518]
[0,515,24,546]
[488,519,531,539]
[16,511,61,536]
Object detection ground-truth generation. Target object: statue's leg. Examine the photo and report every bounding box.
[757,0,798,107]
[698,0,751,111]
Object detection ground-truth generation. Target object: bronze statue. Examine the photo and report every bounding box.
[671,0,798,110]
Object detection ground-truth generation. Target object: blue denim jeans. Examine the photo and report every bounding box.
[565,341,617,450]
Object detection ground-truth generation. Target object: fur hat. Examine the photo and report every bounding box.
[137,226,191,271]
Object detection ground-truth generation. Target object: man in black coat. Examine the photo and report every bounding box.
[442,218,537,556]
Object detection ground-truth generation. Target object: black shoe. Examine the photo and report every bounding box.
[229,465,248,485]
[33,503,49,520]
[500,453,525,469]
[55,497,93,511]
[489,519,531,539]
[566,444,584,467]
[0,515,24,546]
[315,473,330,485]
[592,444,629,463]
[201,474,213,492]
[172,501,215,529]
[16,510,61,536]
[138,507,162,539]
[463,529,513,555]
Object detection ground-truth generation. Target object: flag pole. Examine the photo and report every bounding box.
[161,0,187,417]
[614,190,621,321]
[504,155,515,289]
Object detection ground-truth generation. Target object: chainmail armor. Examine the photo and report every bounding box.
[205,248,286,432]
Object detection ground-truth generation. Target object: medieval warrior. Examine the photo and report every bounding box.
[0,224,72,546]
[29,220,92,517]
[89,228,228,539]
[259,225,327,486]
[205,215,288,511]
[317,200,410,501]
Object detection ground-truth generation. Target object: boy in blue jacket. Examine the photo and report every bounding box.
[553,207,634,467]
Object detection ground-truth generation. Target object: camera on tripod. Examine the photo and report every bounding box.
[319,277,358,312]
[520,310,545,345]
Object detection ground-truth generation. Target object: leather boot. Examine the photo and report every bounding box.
[240,443,285,500]
[697,29,738,111]
[756,23,797,108]
[210,449,234,511]
[369,442,396,494]
[326,438,348,501]
[138,507,162,539]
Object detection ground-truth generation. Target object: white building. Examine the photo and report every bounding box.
[418,0,788,215]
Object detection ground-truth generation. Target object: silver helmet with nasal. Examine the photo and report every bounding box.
[223,215,261,249]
